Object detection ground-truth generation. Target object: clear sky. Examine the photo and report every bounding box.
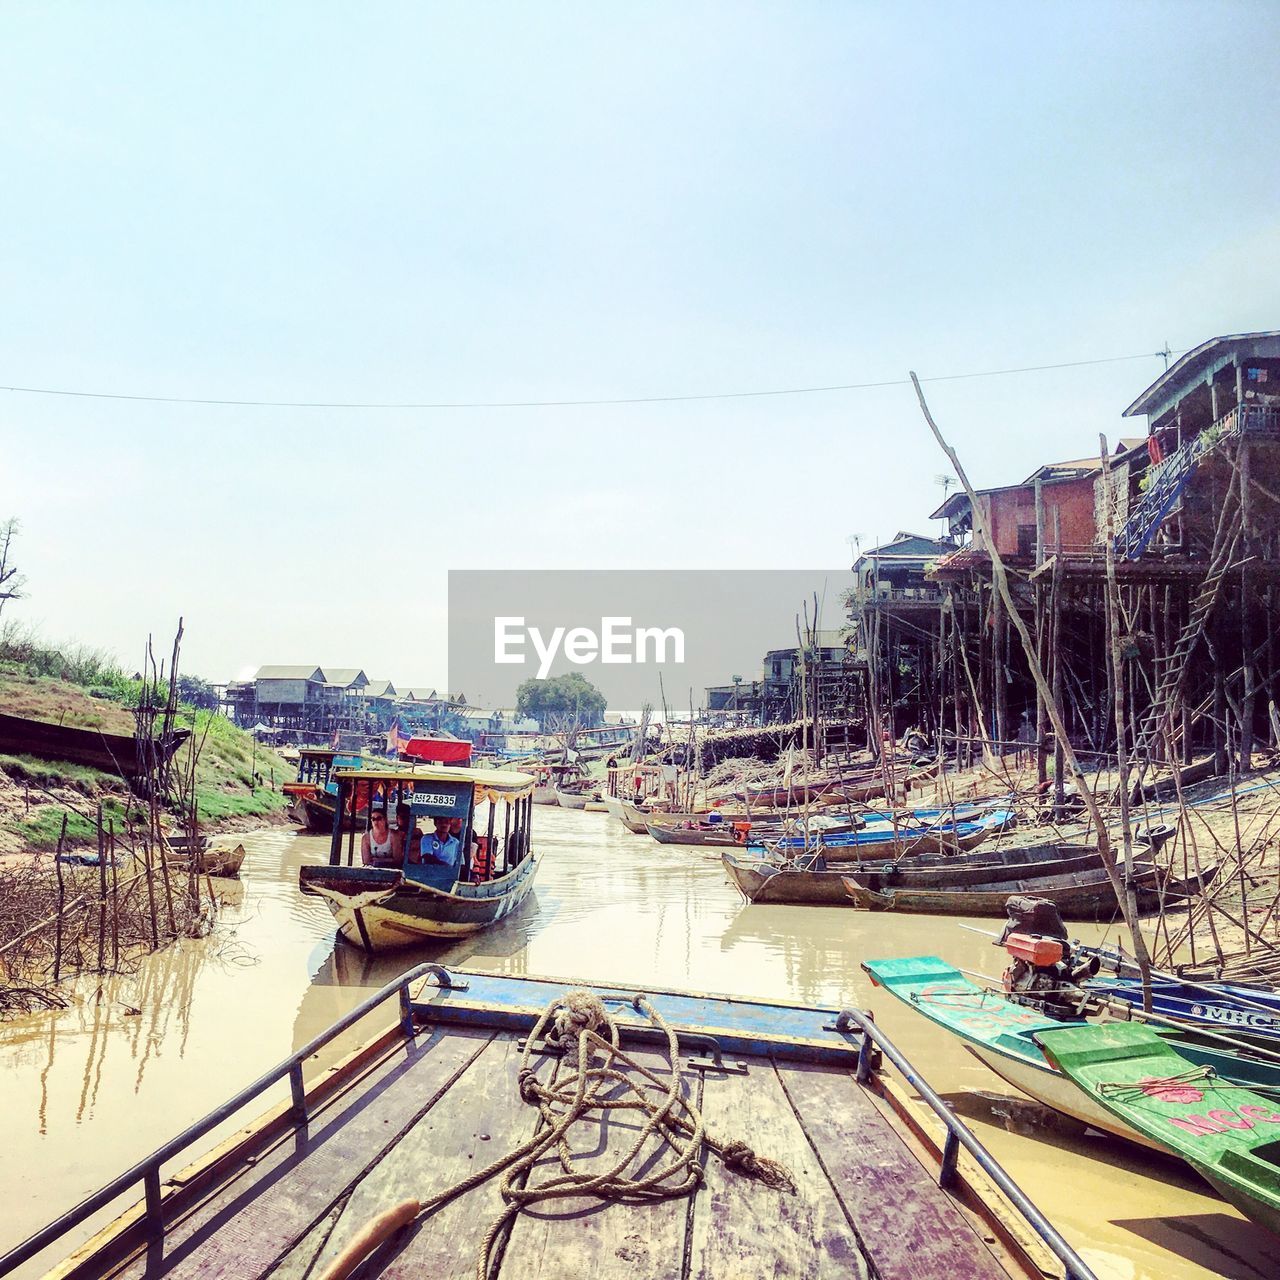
[2,3,1277,692]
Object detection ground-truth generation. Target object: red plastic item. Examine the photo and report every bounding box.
[1003,932,1064,967]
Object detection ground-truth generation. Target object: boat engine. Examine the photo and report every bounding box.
[998,895,1100,1020]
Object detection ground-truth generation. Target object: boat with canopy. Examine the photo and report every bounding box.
[298,763,538,951]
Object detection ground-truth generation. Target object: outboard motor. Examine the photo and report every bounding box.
[998,895,1100,1020]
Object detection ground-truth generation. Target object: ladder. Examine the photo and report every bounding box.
[1113,437,1204,561]
[1127,484,1241,782]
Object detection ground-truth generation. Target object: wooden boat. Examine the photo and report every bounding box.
[863,956,1159,1149]
[12,964,1095,1280]
[553,787,590,810]
[529,761,587,804]
[739,777,853,806]
[583,799,608,812]
[172,843,246,877]
[0,710,189,779]
[865,957,1280,1154]
[647,821,741,847]
[723,842,1135,907]
[775,807,1015,863]
[284,748,342,826]
[1038,1022,1280,1234]
[844,862,1163,919]
[298,763,538,951]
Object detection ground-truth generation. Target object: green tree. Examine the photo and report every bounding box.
[515,673,607,732]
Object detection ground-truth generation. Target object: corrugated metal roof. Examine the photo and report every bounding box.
[255,665,323,681]
[1124,333,1280,419]
[318,668,368,687]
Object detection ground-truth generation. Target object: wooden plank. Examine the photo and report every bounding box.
[687,1061,871,1279]
[777,1063,1007,1280]
[114,1027,492,1280]
[268,1201,348,1280]
[495,1048,694,1280]
[307,1034,545,1280]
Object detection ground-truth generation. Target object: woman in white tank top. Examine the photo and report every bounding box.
[360,810,395,865]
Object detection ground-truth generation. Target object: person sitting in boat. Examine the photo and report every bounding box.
[419,816,461,870]
[393,802,422,862]
[360,807,396,866]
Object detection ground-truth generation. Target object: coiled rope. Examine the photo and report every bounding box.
[316,988,795,1280]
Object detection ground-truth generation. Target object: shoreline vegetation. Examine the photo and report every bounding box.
[0,627,295,1017]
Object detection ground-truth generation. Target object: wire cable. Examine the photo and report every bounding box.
[0,348,1179,411]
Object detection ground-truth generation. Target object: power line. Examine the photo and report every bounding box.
[0,348,1179,412]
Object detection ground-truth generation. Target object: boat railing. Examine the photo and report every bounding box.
[837,1008,1098,1280]
[0,961,459,1278]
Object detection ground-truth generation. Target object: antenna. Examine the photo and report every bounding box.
[1159,342,1172,371]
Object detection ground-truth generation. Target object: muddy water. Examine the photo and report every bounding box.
[3,811,1279,1279]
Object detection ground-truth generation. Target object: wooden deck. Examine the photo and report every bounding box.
[74,1022,1031,1280]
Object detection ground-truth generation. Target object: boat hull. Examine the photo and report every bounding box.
[299,858,538,951]
[0,710,189,779]
[845,864,1161,918]
[554,788,590,810]
[965,1046,1159,1150]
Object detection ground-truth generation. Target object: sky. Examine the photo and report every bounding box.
[2,3,1278,695]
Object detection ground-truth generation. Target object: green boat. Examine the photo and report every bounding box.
[1037,1022,1280,1236]
[863,957,1280,1152]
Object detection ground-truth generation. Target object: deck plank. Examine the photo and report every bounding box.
[687,1060,871,1280]
[114,1027,492,1280]
[306,1034,547,1280]
[777,1063,1007,1280]
[495,1048,694,1280]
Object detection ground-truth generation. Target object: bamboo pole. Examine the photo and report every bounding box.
[910,373,1155,1001]
[52,813,68,984]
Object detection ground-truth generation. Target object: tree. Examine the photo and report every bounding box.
[177,675,220,711]
[0,518,25,618]
[515,672,607,733]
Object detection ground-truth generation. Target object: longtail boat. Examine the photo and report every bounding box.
[648,821,741,847]
[772,807,1016,862]
[0,710,189,779]
[723,843,1129,906]
[845,863,1162,919]
[298,764,537,950]
[7,964,1096,1280]
[1037,1022,1280,1235]
[863,957,1280,1150]
[1086,971,1280,1047]
[863,956,1160,1148]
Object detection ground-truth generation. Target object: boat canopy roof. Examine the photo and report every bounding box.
[333,762,536,800]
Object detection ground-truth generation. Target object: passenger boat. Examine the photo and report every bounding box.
[282,747,341,826]
[8,964,1096,1280]
[1037,1022,1280,1235]
[298,764,537,951]
[844,862,1163,919]
[0,710,189,779]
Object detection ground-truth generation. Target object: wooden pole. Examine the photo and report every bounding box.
[96,802,107,972]
[53,813,68,984]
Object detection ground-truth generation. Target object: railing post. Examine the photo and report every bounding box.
[143,1169,162,1236]
[854,1012,874,1084]
[938,1128,960,1190]
[289,1062,308,1124]
[399,982,416,1041]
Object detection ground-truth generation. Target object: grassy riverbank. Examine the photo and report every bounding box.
[0,664,294,858]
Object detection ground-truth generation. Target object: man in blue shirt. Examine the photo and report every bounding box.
[421,816,460,870]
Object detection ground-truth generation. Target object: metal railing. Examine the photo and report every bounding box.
[0,962,458,1278]
[837,1008,1098,1280]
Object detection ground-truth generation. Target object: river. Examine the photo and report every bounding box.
[2,810,1278,1279]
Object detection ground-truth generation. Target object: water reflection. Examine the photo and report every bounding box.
[1,810,1278,1280]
